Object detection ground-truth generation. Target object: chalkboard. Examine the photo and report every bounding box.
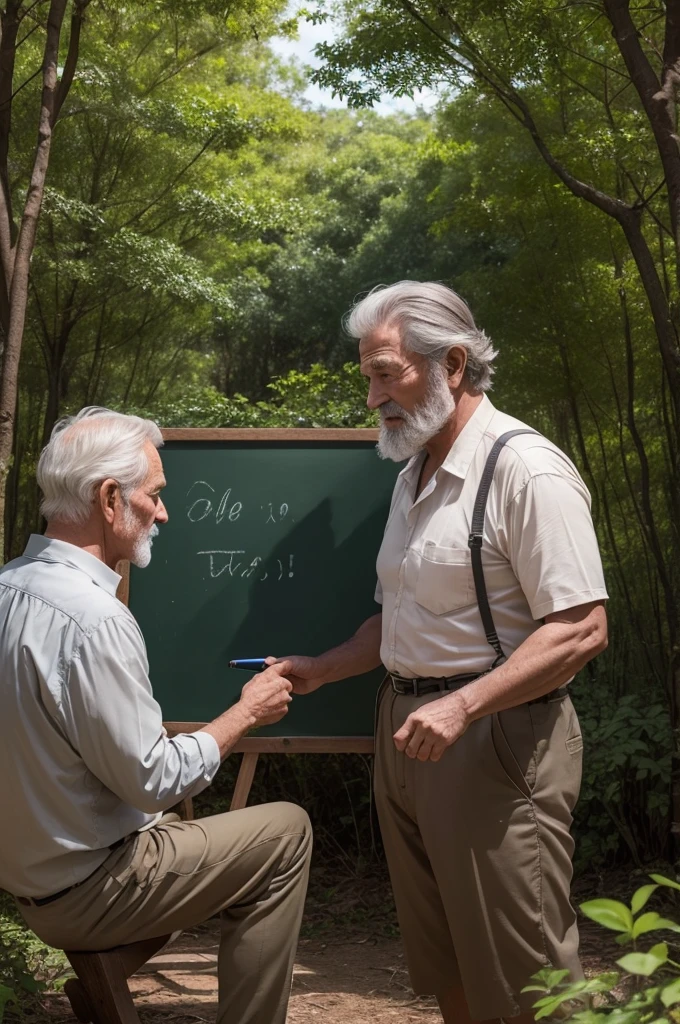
[127,429,400,738]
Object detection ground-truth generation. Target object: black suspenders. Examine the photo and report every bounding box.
[467,429,538,669]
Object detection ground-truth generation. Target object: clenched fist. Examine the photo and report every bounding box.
[239,661,294,726]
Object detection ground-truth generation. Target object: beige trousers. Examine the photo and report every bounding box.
[18,802,312,1024]
[375,684,583,1020]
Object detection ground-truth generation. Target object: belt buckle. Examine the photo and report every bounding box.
[390,673,419,696]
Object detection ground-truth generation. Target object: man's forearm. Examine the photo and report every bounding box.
[394,602,607,761]
[458,603,607,723]
[199,704,255,761]
[316,612,383,684]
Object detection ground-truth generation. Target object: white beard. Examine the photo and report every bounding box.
[123,505,159,568]
[377,364,456,462]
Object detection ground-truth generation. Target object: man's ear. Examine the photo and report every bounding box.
[99,478,118,525]
[445,345,467,389]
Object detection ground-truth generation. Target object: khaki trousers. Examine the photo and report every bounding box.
[375,684,583,1020]
[18,802,312,1024]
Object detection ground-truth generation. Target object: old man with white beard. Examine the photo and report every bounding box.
[279,282,609,1024]
[0,408,311,1024]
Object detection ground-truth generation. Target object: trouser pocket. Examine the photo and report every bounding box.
[490,704,537,798]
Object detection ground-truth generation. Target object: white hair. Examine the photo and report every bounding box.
[38,407,163,524]
[345,281,498,392]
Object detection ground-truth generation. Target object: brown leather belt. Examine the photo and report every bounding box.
[388,671,568,705]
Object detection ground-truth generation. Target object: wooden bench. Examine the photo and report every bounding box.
[63,934,172,1024]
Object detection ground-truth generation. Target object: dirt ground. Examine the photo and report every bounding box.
[42,923,441,1023]
[39,871,632,1024]
[119,925,438,1023]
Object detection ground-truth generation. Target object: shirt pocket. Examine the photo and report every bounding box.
[415,542,476,615]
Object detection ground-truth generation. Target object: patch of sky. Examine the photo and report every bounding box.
[268,11,439,116]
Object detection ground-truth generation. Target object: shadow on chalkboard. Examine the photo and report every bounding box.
[217,496,386,737]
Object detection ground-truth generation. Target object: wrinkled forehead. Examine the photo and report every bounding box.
[358,322,411,368]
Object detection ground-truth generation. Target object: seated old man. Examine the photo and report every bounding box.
[0,407,311,1024]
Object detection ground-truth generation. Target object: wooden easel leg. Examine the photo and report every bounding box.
[65,950,139,1024]
[176,796,194,820]
[230,752,259,810]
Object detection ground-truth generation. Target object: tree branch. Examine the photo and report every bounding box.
[604,0,680,248]
[121,134,216,228]
[398,0,633,222]
[53,0,91,122]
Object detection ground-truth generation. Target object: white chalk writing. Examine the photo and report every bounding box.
[186,482,292,525]
[198,550,295,582]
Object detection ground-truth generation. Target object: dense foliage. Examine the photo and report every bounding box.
[0,0,677,873]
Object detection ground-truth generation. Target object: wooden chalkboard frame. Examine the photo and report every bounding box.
[117,428,381,813]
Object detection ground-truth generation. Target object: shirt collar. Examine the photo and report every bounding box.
[399,394,497,484]
[23,535,122,596]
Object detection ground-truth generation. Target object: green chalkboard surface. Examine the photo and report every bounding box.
[128,430,400,736]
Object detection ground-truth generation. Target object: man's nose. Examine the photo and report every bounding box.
[367,379,388,410]
[156,498,169,524]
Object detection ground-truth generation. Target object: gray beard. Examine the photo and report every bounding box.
[123,506,159,569]
[377,365,456,462]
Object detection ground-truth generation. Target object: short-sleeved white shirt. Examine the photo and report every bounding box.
[374,395,608,678]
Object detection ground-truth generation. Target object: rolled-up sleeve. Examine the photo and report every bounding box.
[60,615,221,813]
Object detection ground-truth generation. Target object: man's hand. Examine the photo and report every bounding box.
[265,655,327,695]
[238,661,294,726]
[393,691,470,762]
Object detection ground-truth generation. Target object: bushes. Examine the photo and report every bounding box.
[195,750,382,872]
[527,876,680,1022]
[0,893,68,1022]
[571,675,672,870]
[140,362,377,430]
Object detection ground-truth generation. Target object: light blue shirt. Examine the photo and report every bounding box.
[0,535,220,897]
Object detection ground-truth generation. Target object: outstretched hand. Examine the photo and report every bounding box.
[265,655,327,695]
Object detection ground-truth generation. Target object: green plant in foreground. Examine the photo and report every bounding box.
[524,876,680,1022]
[0,987,15,1024]
[0,894,70,1023]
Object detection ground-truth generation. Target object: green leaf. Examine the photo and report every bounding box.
[0,985,16,1023]
[521,968,570,993]
[661,977,680,1007]
[607,1012,652,1024]
[650,874,680,892]
[631,884,658,915]
[580,973,621,993]
[580,899,634,934]
[632,911,673,938]
[17,973,45,993]
[535,995,575,1019]
[616,943,667,976]
[571,1011,610,1024]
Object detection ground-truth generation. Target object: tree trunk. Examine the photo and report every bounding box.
[0,0,75,561]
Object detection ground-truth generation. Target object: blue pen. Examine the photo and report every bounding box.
[229,658,268,670]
